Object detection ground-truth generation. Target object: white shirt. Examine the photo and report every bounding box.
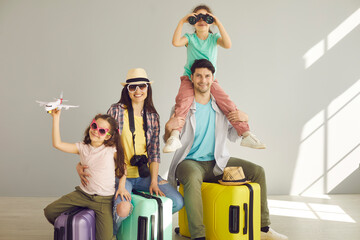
[167,95,240,187]
[76,142,116,196]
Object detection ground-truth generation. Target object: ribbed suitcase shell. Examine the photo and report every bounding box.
[117,191,173,240]
[54,207,96,240]
[178,182,261,240]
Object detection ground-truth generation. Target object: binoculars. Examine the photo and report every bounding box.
[188,13,214,25]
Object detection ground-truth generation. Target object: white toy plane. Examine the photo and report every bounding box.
[36,92,79,113]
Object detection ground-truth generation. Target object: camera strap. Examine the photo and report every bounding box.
[127,105,148,155]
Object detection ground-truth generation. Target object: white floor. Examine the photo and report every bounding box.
[0,194,359,240]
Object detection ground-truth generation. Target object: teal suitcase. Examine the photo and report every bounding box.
[117,190,173,240]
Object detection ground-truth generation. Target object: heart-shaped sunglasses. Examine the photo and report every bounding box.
[90,119,110,136]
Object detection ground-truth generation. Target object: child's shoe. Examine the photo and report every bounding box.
[163,130,182,153]
[240,132,266,149]
[261,228,288,240]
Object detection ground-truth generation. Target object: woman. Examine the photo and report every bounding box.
[77,68,184,234]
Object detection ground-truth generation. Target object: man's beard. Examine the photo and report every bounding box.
[194,84,210,93]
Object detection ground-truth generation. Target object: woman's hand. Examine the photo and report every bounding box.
[227,110,249,122]
[115,187,131,201]
[76,162,91,187]
[149,182,165,197]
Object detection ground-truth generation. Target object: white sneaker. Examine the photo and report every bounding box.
[163,136,182,153]
[261,228,288,240]
[240,132,266,149]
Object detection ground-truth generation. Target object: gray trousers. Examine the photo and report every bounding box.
[176,158,271,239]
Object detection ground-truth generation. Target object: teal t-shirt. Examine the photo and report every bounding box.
[185,99,216,161]
[183,32,221,78]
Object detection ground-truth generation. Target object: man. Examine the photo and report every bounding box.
[165,59,288,240]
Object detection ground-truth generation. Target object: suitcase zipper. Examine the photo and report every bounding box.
[137,216,148,240]
[229,205,240,233]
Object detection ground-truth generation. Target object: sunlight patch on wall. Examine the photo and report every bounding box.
[327,8,360,50]
[291,110,325,195]
[303,8,360,69]
[326,80,360,191]
[291,80,360,195]
[303,40,325,69]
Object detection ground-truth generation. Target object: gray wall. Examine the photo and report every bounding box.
[1,0,359,197]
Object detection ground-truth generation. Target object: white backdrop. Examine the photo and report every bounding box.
[1,0,359,196]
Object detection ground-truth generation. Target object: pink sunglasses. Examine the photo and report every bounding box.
[90,119,110,136]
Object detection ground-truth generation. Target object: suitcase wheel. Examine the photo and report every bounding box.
[175,227,180,234]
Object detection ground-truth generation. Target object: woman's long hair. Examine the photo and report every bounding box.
[118,84,158,115]
[83,114,125,178]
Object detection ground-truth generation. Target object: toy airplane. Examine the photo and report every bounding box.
[36,92,79,113]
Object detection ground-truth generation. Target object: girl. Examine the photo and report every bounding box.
[163,4,266,153]
[44,110,125,240]
[77,68,184,235]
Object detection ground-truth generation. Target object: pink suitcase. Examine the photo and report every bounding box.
[54,207,95,240]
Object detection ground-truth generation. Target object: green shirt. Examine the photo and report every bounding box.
[183,32,221,78]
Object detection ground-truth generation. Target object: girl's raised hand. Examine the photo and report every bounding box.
[181,13,196,24]
[50,108,61,118]
[207,12,219,26]
[115,187,131,201]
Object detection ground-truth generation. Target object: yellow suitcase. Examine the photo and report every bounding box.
[177,182,261,240]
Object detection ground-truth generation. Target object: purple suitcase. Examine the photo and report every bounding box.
[54,207,96,240]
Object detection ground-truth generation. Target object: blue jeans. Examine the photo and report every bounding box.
[113,175,184,234]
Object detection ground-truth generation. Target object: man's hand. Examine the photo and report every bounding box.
[76,162,91,187]
[166,113,185,131]
[164,113,185,142]
[227,110,248,122]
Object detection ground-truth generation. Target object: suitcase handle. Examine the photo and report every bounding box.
[229,205,240,233]
[244,184,254,240]
[138,216,148,240]
[132,190,164,240]
[66,207,85,240]
[151,215,155,240]
[243,203,248,235]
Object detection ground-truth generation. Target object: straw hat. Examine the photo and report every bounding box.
[218,167,250,186]
[121,68,153,86]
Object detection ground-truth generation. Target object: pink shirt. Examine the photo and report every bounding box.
[76,142,116,196]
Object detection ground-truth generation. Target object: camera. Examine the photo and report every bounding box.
[130,154,150,178]
[188,13,214,25]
